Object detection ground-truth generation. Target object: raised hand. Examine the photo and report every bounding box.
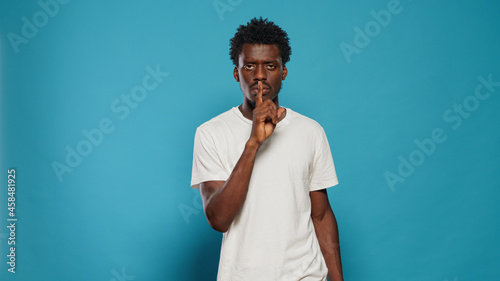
[249,81,286,146]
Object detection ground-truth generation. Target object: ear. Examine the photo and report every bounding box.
[233,66,239,82]
[282,65,288,80]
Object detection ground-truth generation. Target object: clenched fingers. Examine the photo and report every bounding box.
[253,101,278,124]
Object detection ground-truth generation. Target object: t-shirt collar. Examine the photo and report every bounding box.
[232,106,291,129]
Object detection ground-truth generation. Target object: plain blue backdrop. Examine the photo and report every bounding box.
[1,0,499,280]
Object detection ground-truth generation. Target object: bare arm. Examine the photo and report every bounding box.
[200,141,258,232]
[200,81,285,233]
[310,189,343,281]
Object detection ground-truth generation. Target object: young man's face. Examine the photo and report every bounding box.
[233,43,288,106]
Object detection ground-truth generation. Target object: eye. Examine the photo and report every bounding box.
[266,64,276,70]
[243,64,255,71]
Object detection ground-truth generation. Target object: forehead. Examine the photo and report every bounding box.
[239,43,282,63]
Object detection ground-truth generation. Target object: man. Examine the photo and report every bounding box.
[191,17,343,281]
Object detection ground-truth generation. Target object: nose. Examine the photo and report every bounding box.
[253,65,267,81]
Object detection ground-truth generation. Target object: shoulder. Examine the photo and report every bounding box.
[197,108,237,134]
[285,108,325,133]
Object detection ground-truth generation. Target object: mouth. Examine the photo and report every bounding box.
[251,87,270,95]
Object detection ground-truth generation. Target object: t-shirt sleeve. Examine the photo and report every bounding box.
[309,127,339,191]
[191,126,229,189]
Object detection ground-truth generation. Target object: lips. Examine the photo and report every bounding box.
[251,87,270,95]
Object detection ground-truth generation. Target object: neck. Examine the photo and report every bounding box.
[239,96,280,120]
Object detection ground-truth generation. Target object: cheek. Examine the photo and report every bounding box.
[273,75,283,86]
[238,74,248,83]
[240,81,250,94]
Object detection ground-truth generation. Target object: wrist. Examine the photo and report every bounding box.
[245,138,260,151]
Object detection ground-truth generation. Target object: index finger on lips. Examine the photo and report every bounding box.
[256,81,263,106]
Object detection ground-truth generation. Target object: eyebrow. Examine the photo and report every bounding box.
[243,59,279,64]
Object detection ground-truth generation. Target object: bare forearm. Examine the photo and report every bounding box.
[204,141,259,232]
[313,209,343,281]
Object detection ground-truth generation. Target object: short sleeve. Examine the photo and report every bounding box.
[190,126,230,189]
[309,127,339,191]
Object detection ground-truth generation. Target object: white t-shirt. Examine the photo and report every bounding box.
[191,107,338,281]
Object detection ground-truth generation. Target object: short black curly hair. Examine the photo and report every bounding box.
[230,17,291,67]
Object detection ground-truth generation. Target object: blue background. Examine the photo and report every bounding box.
[1,0,499,280]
